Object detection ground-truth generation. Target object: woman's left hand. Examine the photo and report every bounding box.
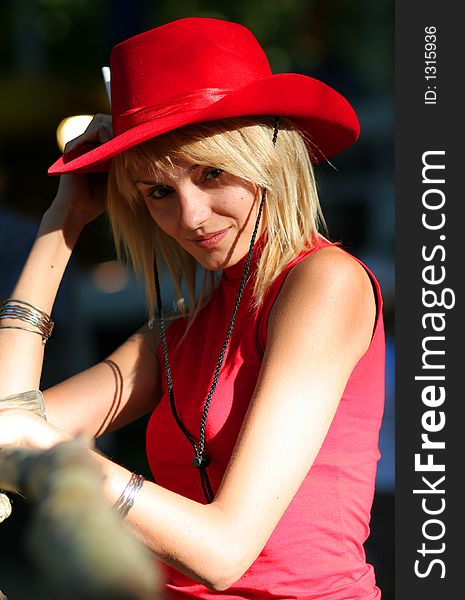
[0,409,70,449]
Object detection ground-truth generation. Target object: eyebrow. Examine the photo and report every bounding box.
[134,163,200,185]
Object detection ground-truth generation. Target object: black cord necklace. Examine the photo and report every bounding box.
[153,118,279,503]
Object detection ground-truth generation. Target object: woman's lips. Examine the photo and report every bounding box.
[192,229,229,248]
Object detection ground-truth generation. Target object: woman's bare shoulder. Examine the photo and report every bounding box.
[274,245,374,312]
[293,245,371,287]
[267,245,376,361]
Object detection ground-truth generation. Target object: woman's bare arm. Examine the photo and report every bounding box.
[0,116,161,435]
[0,188,162,437]
[0,116,111,398]
[43,323,162,437]
[0,196,91,397]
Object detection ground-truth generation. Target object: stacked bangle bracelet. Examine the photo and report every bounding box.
[113,473,145,519]
[0,298,54,344]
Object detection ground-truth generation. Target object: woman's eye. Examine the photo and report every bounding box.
[203,167,223,181]
[148,186,171,199]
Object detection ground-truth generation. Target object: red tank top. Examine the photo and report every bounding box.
[146,238,385,599]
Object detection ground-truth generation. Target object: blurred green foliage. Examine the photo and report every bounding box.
[1,0,393,86]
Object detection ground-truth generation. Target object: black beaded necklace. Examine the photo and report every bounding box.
[153,118,279,503]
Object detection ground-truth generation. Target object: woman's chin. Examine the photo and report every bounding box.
[192,249,243,272]
[196,256,232,272]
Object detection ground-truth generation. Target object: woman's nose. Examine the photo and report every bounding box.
[178,187,212,230]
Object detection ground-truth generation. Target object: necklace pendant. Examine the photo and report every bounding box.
[192,454,210,469]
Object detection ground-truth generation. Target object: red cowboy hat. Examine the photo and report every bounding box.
[48,17,360,175]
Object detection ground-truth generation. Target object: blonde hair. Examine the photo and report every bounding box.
[107,117,326,319]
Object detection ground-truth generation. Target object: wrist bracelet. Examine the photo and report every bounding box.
[113,473,145,519]
[0,298,54,344]
[0,390,47,420]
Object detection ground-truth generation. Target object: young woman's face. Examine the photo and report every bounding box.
[135,161,262,270]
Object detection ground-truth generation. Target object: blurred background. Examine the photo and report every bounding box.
[0,0,394,598]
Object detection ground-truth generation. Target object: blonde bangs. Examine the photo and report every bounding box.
[107,117,326,320]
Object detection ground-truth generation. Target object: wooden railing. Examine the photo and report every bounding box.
[0,435,161,599]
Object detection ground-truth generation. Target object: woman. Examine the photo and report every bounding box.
[0,17,385,599]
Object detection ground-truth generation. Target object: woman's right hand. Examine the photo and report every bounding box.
[0,408,71,450]
[48,114,113,230]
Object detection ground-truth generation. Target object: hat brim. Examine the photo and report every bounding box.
[48,73,359,175]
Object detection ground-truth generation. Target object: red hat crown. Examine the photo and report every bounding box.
[111,19,272,136]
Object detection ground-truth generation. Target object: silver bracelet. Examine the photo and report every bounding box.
[0,298,54,343]
[0,390,47,420]
[3,297,51,319]
[113,473,145,519]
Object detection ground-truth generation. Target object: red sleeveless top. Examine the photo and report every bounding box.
[146,238,385,599]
